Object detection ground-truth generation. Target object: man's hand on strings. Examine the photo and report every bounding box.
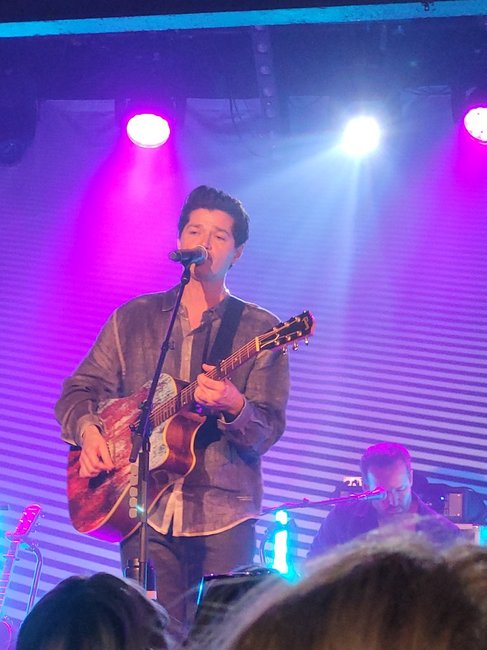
[194,363,245,418]
[79,424,115,477]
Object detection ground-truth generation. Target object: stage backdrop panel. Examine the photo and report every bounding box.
[0,93,486,623]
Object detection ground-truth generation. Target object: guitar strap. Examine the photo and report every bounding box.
[205,296,245,368]
[196,296,245,448]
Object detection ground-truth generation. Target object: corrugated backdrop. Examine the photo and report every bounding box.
[1,93,486,625]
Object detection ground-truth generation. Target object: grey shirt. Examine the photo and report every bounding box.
[55,286,290,536]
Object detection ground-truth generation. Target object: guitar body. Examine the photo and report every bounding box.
[66,311,314,542]
[67,374,204,542]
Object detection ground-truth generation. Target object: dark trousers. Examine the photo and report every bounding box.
[120,520,256,640]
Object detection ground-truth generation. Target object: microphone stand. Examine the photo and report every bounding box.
[257,489,385,574]
[126,263,192,594]
[260,487,386,515]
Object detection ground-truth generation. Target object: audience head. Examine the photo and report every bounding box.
[203,536,487,650]
[16,572,170,650]
[360,442,413,519]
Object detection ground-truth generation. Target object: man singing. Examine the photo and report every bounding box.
[56,185,290,638]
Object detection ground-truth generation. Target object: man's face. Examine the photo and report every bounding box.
[178,208,243,282]
[364,460,413,520]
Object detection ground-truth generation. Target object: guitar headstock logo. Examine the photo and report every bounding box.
[259,310,315,352]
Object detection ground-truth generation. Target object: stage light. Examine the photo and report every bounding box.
[452,86,487,145]
[341,115,382,157]
[272,510,290,574]
[251,26,282,137]
[116,97,179,148]
[463,106,487,145]
[126,113,171,148]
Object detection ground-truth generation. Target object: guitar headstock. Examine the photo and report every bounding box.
[259,310,315,353]
[7,504,42,541]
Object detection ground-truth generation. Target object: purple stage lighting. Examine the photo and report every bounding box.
[126,113,171,148]
[463,106,487,144]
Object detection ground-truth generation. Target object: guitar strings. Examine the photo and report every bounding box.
[148,313,306,426]
[150,337,261,426]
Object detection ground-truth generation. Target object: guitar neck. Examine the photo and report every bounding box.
[148,309,314,427]
[0,542,19,616]
[151,337,260,427]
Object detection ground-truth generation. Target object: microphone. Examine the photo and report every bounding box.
[354,487,387,502]
[168,245,208,266]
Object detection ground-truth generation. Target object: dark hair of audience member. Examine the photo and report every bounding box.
[194,535,487,650]
[16,572,170,650]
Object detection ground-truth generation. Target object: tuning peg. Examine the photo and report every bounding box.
[304,337,309,345]
[292,341,299,351]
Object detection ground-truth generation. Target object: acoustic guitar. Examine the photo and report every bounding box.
[0,504,42,650]
[67,310,315,542]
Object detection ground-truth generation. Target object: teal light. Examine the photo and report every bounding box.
[196,576,205,607]
[272,509,289,575]
[275,509,289,526]
[270,509,299,580]
[1,3,486,38]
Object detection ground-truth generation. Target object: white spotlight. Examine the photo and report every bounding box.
[341,115,382,157]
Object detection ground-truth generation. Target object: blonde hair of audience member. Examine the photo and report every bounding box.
[16,572,171,650]
[199,535,487,650]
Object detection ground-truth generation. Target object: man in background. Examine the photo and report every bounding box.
[308,441,459,558]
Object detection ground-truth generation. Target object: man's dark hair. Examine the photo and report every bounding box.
[178,185,250,247]
[360,442,412,479]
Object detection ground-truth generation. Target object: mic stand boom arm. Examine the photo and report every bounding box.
[260,487,386,516]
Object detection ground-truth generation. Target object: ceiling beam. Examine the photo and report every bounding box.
[0,1,486,38]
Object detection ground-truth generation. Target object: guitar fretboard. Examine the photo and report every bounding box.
[146,309,313,427]
[150,336,260,426]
